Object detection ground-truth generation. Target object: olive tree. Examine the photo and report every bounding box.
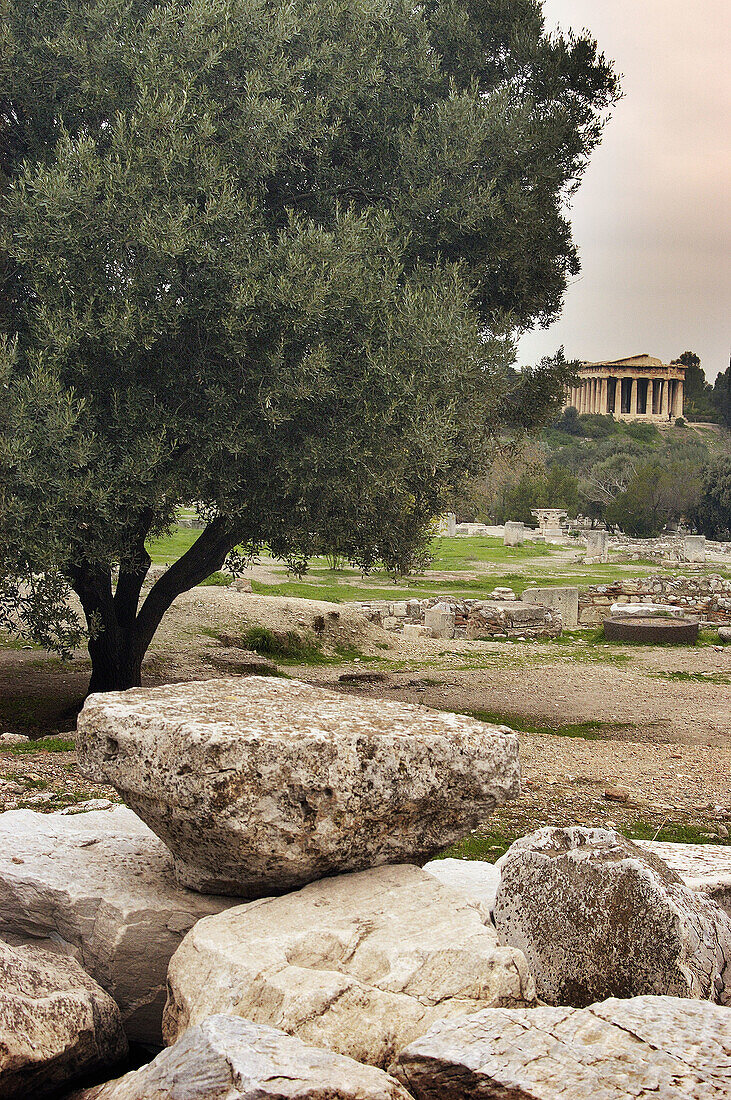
[0,0,618,691]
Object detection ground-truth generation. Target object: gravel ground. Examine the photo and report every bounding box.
[1,586,729,845]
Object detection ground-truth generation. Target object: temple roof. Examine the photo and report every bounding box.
[581,354,665,368]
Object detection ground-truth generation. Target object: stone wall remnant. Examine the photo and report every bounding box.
[579,574,731,627]
[522,587,579,629]
[357,596,561,639]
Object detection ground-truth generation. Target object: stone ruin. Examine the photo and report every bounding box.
[356,594,562,640]
[0,676,730,1098]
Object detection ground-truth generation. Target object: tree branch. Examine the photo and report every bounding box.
[134,517,239,653]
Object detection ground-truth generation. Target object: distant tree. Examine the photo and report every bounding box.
[673,351,716,422]
[579,451,638,521]
[0,0,619,693]
[552,406,584,435]
[693,458,731,540]
[712,364,731,429]
[605,459,702,537]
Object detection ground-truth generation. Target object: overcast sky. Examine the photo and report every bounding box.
[516,0,730,381]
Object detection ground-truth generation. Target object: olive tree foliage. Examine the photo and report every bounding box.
[0,0,618,691]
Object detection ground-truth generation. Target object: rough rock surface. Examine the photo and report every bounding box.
[637,839,731,915]
[77,677,520,896]
[392,995,731,1099]
[492,826,731,1006]
[0,808,233,1042]
[0,936,127,1100]
[422,858,501,918]
[163,864,536,1069]
[73,1015,413,1099]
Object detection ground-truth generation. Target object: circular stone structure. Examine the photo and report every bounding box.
[603,616,699,644]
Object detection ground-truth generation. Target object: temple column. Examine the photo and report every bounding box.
[661,378,668,418]
[600,377,608,414]
[630,376,638,416]
[676,379,684,417]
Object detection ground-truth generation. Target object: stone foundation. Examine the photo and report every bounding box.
[579,575,731,627]
[356,596,562,639]
[608,534,731,563]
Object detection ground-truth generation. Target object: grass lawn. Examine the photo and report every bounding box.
[145,529,683,604]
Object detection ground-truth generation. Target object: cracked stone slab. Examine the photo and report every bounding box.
[492,826,731,1006]
[637,839,731,916]
[73,1015,414,1099]
[391,995,731,1099]
[422,858,501,918]
[163,864,536,1070]
[0,808,234,1043]
[77,677,520,896]
[0,936,127,1100]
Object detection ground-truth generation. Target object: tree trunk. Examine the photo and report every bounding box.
[86,624,145,694]
[70,516,240,696]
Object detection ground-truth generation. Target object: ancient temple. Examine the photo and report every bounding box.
[564,355,685,422]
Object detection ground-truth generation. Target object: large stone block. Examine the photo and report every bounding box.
[0,937,127,1100]
[74,1016,412,1100]
[684,534,707,562]
[503,521,524,546]
[584,530,608,563]
[392,996,731,1099]
[77,678,519,897]
[492,827,731,1006]
[422,603,455,638]
[522,586,577,628]
[163,864,536,1069]
[0,808,233,1042]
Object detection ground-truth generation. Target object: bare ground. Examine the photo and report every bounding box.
[1,586,729,844]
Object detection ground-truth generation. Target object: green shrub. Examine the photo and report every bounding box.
[198,571,232,586]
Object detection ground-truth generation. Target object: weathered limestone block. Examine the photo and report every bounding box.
[392,996,731,1099]
[163,864,536,1069]
[77,678,519,897]
[422,858,501,918]
[522,586,577,628]
[637,839,731,916]
[73,1016,412,1100]
[584,529,608,563]
[402,624,431,640]
[0,937,127,1100]
[0,808,233,1042]
[422,603,455,638]
[492,827,731,1006]
[503,521,524,546]
[684,534,707,562]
